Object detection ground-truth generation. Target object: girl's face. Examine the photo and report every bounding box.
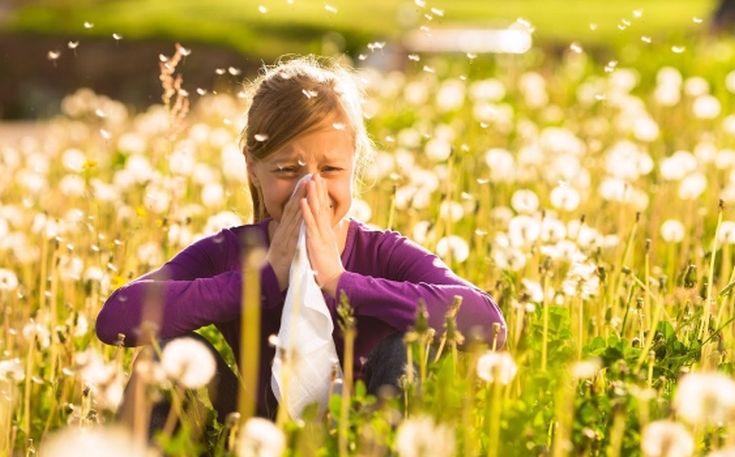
[247,116,357,226]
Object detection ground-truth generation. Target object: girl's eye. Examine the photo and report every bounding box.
[275,166,298,174]
[321,166,342,173]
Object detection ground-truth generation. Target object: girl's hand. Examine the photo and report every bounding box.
[301,174,345,298]
[266,181,306,291]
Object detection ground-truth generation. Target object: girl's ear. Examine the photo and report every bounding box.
[245,153,260,186]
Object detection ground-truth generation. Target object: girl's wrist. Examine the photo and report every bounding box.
[320,269,345,298]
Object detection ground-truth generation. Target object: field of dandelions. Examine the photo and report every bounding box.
[4,35,735,456]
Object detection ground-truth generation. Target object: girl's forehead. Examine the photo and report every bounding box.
[268,129,355,162]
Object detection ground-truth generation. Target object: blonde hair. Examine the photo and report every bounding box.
[240,55,373,222]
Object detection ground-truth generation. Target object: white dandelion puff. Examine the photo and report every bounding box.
[236,417,286,457]
[660,219,685,243]
[436,236,470,263]
[0,358,24,382]
[161,337,217,389]
[476,351,517,384]
[395,415,455,457]
[0,269,19,291]
[641,420,694,457]
[674,371,735,426]
[571,358,601,379]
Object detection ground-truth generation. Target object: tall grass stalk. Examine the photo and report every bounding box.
[238,245,264,423]
[337,292,356,457]
[700,201,723,342]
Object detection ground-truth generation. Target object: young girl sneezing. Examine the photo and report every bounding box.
[96,56,507,423]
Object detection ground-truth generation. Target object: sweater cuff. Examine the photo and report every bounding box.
[334,270,364,312]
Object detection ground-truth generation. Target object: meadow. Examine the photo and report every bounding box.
[3,13,735,457]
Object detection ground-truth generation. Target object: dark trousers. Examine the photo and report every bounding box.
[122,332,408,434]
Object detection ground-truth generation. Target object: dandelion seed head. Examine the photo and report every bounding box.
[511,189,539,214]
[569,42,583,54]
[237,418,286,457]
[641,35,652,43]
[692,95,721,119]
[395,416,455,457]
[436,235,469,263]
[161,337,216,389]
[476,351,517,384]
[408,54,420,62]
[0,358,24,382]
[671,46,686,54]
[67,41,79,50]
[674,371,735,426]
[112,33,123,40]
[324,3,337,13]
[571,358,601,379]
[83,21,94,29]
[258,5,268,13]
[254,133,269,142]
[641,420,693,457]
[47,50,61,60]
[660,219,685,243]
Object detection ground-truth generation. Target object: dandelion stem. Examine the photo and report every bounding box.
[541,273,550,371]
[239,246,263,423]
[700,202,722,341]
[338,326,355,457]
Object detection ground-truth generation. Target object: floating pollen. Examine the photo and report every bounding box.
[254,133,269,142]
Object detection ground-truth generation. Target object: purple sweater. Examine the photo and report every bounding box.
[97,218,506,413]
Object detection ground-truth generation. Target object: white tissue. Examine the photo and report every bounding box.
[270,174,342,419]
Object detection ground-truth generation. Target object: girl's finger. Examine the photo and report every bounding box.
[300,198,319,241]
[306,180,320,214]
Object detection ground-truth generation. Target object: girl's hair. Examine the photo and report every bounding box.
[240,55,373,222]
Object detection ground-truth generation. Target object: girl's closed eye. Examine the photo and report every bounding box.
[273,164,300,176]
[320,165,343,174]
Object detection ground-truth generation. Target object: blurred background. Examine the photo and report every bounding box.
[0,0,727,121]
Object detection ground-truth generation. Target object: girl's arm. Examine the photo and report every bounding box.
[95,228,283,346]
[336,232,506,347]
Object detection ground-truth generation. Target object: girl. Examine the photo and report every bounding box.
[96,56,506,421]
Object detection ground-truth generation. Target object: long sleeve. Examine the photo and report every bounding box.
[96,226,284,346]
[337,228,506,347]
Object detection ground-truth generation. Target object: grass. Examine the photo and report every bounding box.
[4,0,717,58]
